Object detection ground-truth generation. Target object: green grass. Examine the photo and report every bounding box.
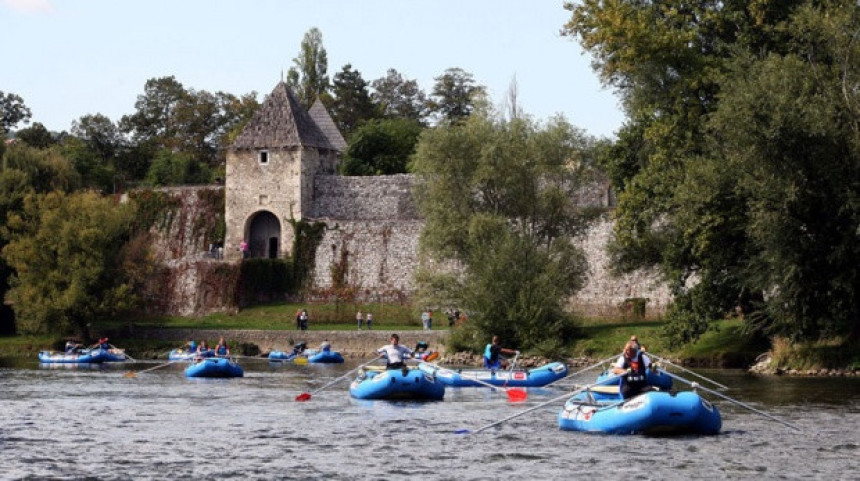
[116,301,424,330]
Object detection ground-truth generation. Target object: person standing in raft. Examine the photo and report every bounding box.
[612,340,653,399]
[483,335,518,370]
[377,333,413,371]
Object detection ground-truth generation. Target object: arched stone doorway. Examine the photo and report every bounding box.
[246,211,281,259]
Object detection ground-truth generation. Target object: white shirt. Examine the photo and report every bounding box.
[377,344,412,364]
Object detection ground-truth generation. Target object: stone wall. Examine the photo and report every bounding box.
[311,174,417,220]
[135,328,447,359]
[567,216,671,317]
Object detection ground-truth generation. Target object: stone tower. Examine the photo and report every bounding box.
[225,82,345,261]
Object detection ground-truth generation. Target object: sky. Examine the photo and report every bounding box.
[1,0,625,138]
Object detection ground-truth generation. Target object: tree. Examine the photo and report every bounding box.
[371,69,428,122]
[2,190,137,336]
[340,118,423,175]
[0,91,31,134]
[563,0,860,343]
[145,149,210,186]
[330,64,378,137]
[16,122,56,149]
[427,68,486,124]
[287,27,330,108]
[411,108,598,352]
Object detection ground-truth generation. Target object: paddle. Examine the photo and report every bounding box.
[657,369,800,431]
[543,354,620,390]
[649,354,729,390]
[295,357,380,401]
[455,372,624,434]
[124,360,178,378]
[501,351,520,389]
[421,359,527,402]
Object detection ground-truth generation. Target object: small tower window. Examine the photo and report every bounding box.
[259,150,269,164]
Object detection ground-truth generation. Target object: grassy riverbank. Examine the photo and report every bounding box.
[2,301,855,369]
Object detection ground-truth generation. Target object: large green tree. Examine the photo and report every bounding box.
[330,64,378,138]
[0,91,31,134]
[427,68,486,124]
[287,27,330,108]
[2,190,137,336]
[340,118,422,175]
[412,108,599,352]
[371,69,428,122]
[564,0,860,343]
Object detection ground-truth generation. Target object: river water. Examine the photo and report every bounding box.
[0,358,857,480]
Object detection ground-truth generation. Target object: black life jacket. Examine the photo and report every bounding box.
[624,351,647,385]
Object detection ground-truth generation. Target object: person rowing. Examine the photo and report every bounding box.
[214,337,230,357]
[612,339,653,398]
[377,333,413,374]
[483,335,518,370]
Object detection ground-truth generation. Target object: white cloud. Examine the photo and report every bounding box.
[1,0,54,14]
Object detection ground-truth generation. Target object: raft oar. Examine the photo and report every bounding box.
[455,372,624,434]
[421,360,527,402]
[657,369,800,431]
[649,354,729,390]
[544,354,620,389]
[295,357,380,402]
[124,360,178,378]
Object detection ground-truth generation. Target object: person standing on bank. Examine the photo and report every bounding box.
[377,333,413,370]
[356,310,364,330]
[365,312,373,330]
[300,309,309,330]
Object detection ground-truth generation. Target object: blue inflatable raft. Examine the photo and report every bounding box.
[38,347,127,364]
[168,348,214,361]
[349,367,445,400]
[558,389,721,435]
[418,361,568,388]
[268,351,298,361]
[185,358,244,378]
[307,350,344,363]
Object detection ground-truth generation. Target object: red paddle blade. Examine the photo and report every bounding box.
[507,389,527,402]
[295,392,311,402]
[424,352,439,362]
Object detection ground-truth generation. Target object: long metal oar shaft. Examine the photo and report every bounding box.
[544,354,619,389]
[659,369,799,431]
[649,354,729,390]
[459,372,624,435]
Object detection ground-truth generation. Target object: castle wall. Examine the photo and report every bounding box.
[225,148,303,260]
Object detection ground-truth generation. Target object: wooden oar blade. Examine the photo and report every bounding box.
[424,351,439,362]
[507,388,527,402]
[295,392,311,402]
[123,371,137,378]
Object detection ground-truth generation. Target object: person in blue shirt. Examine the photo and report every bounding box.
[483,336,518,370]
[214,337,230,357]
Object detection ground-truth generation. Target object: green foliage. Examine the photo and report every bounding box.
[16,122,56,149]
[126,189,182,233]
[412,109,597,350]
[2,191,137,336]
[0,91,31,134]
[565,0,860,344]
[286,27,330,108]
[193,188,225,246]
[237,259,296,306]
[427,68,486,124]
[330,64,378,137]
[145,149,211,186]
[340,118,423,175]
[371,69,428,122]
[289,219,326,290]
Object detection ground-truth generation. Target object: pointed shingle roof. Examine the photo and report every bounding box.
[231,82,334,150]
[308,99,347,153]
